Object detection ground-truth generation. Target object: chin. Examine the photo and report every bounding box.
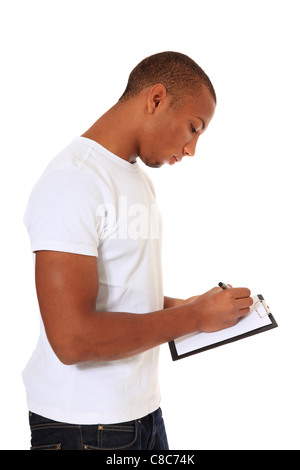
[146,161,163,169]
[140,155,163,169]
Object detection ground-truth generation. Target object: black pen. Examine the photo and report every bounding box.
[218,282,230,290]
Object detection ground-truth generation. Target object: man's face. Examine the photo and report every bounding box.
[138,86,216,168]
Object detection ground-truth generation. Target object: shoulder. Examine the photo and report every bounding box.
[27,138,107,208]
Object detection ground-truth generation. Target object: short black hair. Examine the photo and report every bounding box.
[119,51,216,106]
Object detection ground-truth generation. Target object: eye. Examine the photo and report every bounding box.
[191,124,197,134]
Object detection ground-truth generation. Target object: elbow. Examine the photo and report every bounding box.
[47,334,85,366]
[57,353,78,366]
[52,345,81,366]
[44,320,98,365]
[55,348,117,365]
[49,335,109,365]
[53,343,130,364]
[45,326,127,365]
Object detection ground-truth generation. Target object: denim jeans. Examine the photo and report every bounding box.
[29,408,169,450]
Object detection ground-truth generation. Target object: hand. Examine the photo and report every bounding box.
[189,285,253,333]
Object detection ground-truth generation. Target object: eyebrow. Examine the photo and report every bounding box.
[196,117,206,130]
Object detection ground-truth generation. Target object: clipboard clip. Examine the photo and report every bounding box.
[254,299,271,318]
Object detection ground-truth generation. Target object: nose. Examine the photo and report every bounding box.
[183,142,196,157]
[183,136,199,157]
[183,147,194,157]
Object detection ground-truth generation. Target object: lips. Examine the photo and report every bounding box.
[171,156,180,165]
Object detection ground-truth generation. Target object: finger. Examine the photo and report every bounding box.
[232,287,252,299]
[237,307,251,318]
[237,297,253,310]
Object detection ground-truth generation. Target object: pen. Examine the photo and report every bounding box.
[218,282,230,289]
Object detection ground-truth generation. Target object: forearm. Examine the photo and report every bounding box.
[64,303,198,365]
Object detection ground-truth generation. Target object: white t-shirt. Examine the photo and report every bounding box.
[23,137,164,425]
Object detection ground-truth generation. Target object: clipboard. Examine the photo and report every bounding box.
[169,295,278,361]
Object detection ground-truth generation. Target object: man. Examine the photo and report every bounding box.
[23,51,253,450]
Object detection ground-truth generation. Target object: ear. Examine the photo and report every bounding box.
[147,84,168,114]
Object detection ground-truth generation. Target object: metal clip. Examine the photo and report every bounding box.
[254,299,271,318]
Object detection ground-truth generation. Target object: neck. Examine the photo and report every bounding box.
[81,100,141,163]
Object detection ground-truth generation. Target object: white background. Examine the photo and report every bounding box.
[1,0,299,450]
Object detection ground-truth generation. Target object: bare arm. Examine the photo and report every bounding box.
[163,296,185,309]
[35,251,253,365]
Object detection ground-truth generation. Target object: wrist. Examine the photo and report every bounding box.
[164,296,185,309]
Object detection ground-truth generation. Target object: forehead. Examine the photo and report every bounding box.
[181,87,216,122]
[185,87,216,117]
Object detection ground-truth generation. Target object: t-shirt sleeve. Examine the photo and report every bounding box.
[24,167,102,257]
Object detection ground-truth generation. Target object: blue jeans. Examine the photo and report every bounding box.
[29,408,169,450]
